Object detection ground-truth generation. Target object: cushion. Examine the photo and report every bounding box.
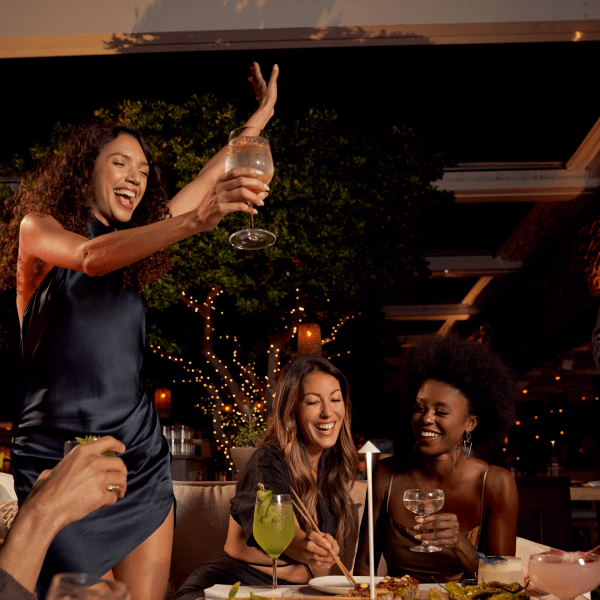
[0,473,17,501]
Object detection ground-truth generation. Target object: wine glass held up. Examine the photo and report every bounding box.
[403,488,445,553]
[253,488,295,589]
[226,126,276,250]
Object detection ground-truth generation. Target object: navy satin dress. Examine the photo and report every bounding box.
[12,218,174,597]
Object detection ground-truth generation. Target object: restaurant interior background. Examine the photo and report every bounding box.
[1,1,600,486]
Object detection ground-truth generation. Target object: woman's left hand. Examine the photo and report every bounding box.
[245,62,279,126]
[414,512,461,548]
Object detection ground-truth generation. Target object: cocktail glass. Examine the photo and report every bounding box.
[528,551,600,600]
[226,126,276,250]
[403,488,445,552]
[253,493,295,588]
[46,573,130,599]
[478,556,524,586]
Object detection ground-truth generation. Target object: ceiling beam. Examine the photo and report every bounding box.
[433,164,600,203]
[567,116,600,177]
[437,276,493,336]
[426,255,522,277]
[382,304,478,321]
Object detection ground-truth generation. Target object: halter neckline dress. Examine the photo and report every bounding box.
[12,218,174,598]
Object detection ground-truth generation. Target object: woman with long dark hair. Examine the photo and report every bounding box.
[176,356,359,599]
[0,63,278,600]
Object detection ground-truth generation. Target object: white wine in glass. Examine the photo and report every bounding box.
[403,488,445,553]
[226,126,276,250]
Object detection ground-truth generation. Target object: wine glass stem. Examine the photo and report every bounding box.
[272,558,277,589]
[249,211,255,229]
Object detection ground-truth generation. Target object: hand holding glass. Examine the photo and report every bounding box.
[226,126,276,250]
[253,493,295,588]
[403,488,445,553]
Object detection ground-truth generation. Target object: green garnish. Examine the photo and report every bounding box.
[74,435,116,457]
[228,581,240,600]
[256,484,274,521]
[75,435,97,444]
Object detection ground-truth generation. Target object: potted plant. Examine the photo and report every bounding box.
[229,408,266,473]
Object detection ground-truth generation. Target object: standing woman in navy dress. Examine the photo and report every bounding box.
[0,63,278,600]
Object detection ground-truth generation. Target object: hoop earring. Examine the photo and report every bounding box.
[463,430,472,459]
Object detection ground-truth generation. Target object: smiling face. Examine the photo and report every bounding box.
[411,379,478,458]
[90,133,149,225]
[296,371,346,462]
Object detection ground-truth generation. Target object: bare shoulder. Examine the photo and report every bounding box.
[20,211,62,235]
[485,465,518,502]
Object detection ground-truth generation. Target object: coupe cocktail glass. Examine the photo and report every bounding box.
[528,551,600,600]
[403,488,445,553]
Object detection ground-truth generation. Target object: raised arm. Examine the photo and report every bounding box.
[167,62,279,218]
[354,459,392,576]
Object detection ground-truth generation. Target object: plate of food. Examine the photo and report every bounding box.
[310,575,438,598]
[309,576,383,595]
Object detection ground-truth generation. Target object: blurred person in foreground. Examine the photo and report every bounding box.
[0,436,127,599]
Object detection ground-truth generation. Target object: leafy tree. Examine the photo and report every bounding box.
[0,93,453,456]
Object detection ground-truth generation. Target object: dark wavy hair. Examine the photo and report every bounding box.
[261,356,358,540]
[400,335,518,444]
[0,121,171,292]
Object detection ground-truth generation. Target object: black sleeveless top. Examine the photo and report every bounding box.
[12,218,174,597]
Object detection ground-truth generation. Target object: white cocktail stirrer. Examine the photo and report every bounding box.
[359,441,381,600]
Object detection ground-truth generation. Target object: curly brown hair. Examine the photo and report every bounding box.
[0,121,171,292]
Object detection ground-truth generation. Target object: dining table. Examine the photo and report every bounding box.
[204,581,593,600]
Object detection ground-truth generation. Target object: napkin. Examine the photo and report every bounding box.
[204,584,293,598]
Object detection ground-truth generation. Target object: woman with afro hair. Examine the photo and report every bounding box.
[354,335,519,583]
[0,64,278,600]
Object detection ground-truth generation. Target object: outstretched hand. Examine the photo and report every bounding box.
[245,62,279,128]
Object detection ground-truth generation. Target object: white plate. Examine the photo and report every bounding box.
[309,576,383,595]
[308,577,447,597]
[583,480,600,487]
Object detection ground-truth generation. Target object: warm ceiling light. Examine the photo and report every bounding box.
[555,375,561,381]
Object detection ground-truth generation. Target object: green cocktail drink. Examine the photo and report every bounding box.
[253,487,295,588]
[253,502,295,559]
